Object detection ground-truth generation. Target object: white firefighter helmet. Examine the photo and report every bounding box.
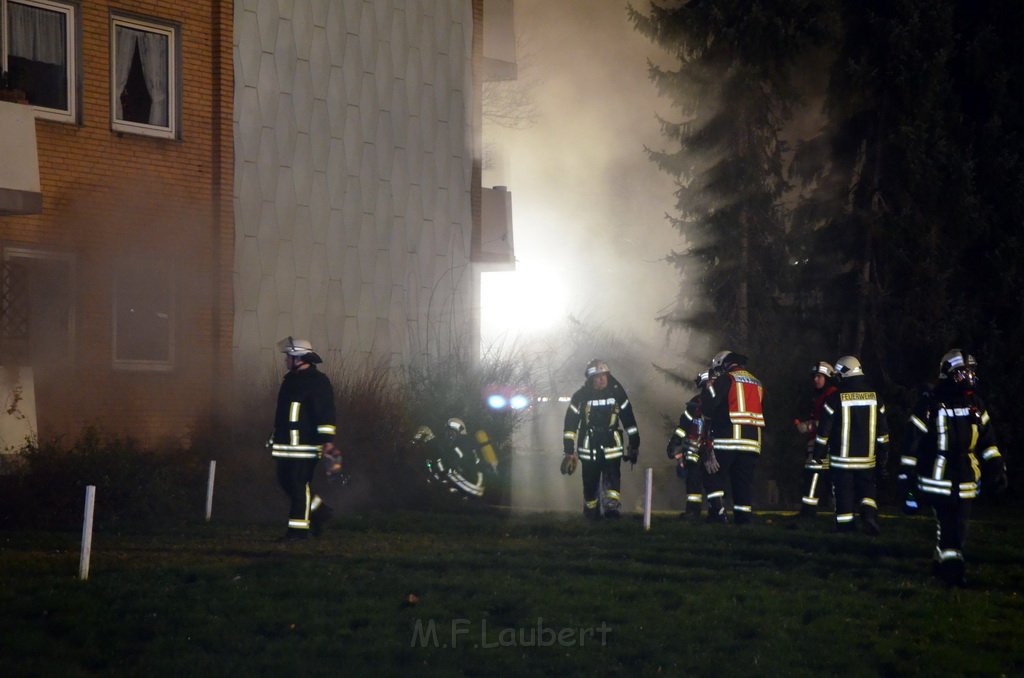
[276,336,323,364]
[584,359,610,380]
[711,350,747,370]
[412,426,435,444]
[447,417,467,436]
[834,355,863,379]
[812,361,835,378]
[939,349,978,388]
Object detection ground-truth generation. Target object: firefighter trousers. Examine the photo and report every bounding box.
[581,457,622,514]
[832,468,878,531]
[276,457,321,532]
[684,457,705,514]
[705,450,757,523]
[801,464,831,510]
[931,496,972,564]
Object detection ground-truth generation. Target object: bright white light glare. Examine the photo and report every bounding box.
[487,394,508,409]
[557,396,571,403]
[509,394,530,410]
[480,267,569,343]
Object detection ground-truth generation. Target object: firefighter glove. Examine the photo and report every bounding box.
[626,446,639,465]
[987,461,1009,495]
[324,447,343,476]
[704,449,720,474]
[560,454,578,476]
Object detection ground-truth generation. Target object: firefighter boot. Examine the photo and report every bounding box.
[935,559,968,588]
[706,498,728,524]
[311,503,334,537]
[277,528,308,543]
[584,503,602,521]
[861,506,881,536]
[682,501,702,523]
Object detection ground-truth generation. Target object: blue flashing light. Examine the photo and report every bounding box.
[509,394,530,410]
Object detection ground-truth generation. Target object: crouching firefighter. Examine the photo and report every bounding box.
[269,337,339,541]
[667,371,710,521]
[563,359,640,519]
[900,349,1008,587]
[420,418,486,500]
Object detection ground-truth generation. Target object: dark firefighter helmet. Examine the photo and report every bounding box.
[694,370,710,388]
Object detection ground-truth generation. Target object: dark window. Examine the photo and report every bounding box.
[3,0,74,118]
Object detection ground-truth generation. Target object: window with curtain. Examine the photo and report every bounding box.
[113,262,174,370]
[111,16,176,139]
[1,0,76,122]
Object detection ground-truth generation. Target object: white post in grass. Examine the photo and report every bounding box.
[643,467,653,531]
[79,485,96,581]
[205,460,217,522]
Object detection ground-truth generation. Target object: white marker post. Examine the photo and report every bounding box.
[79,485,96,581]
[643,467,653,531]
[205,460,217,522]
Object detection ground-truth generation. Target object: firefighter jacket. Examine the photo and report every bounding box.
[796,385,837,451]
[702,367,765,454]
[901,383,1003,500]
[813,374,889,471]
[667,394,707,464]
[270,365,336,459]
[563,376,639,462]
[428,432,485,497]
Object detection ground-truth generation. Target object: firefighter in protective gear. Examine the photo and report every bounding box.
[795,361,838,517]
[423,418,486,499]
[900,350,1007,587]
[563,359,640,519]
[269,337,338,540]
[813,355,889,535]
[701,351,765,524]
[666,371,710,521]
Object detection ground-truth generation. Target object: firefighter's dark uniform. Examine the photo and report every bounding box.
[813,374,889,533]
[563,376,639,517]
[427,430,486,499]
[270,364,336,536]
[667,393,708,519]
[798,382,838,513]
[901,381,1005,585]
[702,366,765,523]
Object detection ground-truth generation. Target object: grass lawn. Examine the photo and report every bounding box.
[1,507,1022,676]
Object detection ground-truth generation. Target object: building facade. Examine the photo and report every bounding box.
[0,0,514,446]
[232,0,488,383]
[0,0,233,446]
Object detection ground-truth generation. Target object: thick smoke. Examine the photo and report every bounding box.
[481,0,707,510]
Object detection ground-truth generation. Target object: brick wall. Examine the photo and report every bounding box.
[0,0,233,444]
